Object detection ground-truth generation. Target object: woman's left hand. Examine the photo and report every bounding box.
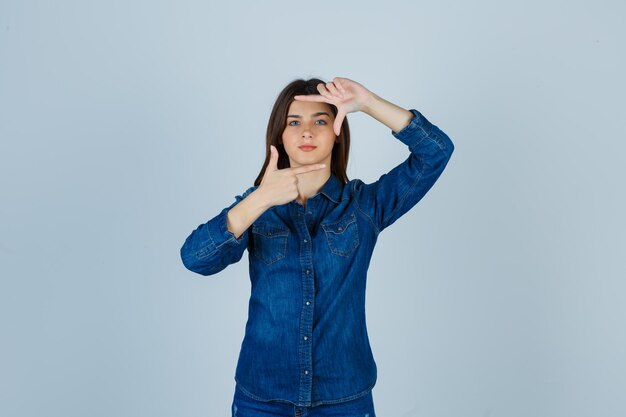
[294,77,374,136]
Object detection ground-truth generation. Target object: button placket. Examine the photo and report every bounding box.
[295,201,314,403]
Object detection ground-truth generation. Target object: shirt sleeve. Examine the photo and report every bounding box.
[180,185,257,276]
[352,108,454,234]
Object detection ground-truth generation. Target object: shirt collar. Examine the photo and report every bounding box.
[319,172,343,204]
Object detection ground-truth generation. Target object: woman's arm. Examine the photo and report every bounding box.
[294,77,454,233]
[353,108,454,233]
[180,186,258,276]
[180,144,326,275]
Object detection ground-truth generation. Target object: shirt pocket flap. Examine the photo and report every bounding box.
[321,212,357,234]
[252,222,290,238]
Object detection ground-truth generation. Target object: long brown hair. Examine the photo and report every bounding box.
[253,78,351,186]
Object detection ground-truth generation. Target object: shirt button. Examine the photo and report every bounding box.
[303,239,307,243]
[305,301,310,305]
[304,370,309,375]
[306,269,310,274]
[303,336,308,340]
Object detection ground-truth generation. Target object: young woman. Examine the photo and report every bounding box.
[180,77,454,417]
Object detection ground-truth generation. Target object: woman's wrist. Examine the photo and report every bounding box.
[360,91,379,115]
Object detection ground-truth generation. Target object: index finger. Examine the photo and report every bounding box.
[293,94,330,103]
[288,163,327,175]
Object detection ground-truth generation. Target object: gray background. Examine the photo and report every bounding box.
[1,1,625,416]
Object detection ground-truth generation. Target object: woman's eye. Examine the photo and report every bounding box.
[288,120,326,126]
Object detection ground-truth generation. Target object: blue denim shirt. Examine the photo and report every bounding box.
[180,108,454,407]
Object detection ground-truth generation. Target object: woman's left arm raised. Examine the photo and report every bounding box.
[295,77,454,233]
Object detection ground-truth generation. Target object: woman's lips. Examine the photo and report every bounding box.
[299,146,317,152]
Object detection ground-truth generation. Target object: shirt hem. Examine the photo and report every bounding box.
[234,377,376,407]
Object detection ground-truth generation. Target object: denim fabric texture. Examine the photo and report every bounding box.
[180,108,454,407]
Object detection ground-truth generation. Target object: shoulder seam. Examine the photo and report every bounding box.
[351,180,381,236]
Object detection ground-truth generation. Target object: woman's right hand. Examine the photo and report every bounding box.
[256,145,326,207]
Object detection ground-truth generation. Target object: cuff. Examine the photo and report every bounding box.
[207,207,247,251]
[391,108,434,148]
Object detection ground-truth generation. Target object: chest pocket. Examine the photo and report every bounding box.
[321,212,359,257]
[251,222,289,265]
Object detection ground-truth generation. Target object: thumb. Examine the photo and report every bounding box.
[333,109,346,137]
[266,145,279,172]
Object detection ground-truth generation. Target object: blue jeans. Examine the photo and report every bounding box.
[231,384,377,417]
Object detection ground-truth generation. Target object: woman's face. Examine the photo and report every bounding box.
[282,99,337,169]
